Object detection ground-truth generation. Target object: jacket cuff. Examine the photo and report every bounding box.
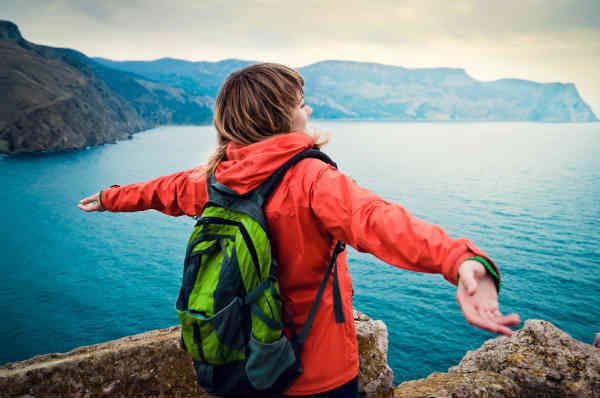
[98,190,105,211]
[100,185,121,211]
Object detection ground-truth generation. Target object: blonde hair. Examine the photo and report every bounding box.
[207,63,328,176]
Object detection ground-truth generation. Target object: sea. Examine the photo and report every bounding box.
[1,122,599,384]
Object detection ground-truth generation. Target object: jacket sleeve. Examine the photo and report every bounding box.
[309,165,499,285]
[100,166,208,217]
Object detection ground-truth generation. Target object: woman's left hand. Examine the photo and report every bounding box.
[456,260,521,336]
[77,192,105,212]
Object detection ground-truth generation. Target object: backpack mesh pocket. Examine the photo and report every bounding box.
[245,334,297,390]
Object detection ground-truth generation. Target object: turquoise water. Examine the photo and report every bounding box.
[1,122,599,384]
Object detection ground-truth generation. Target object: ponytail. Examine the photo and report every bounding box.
[311,129,330,149]
[206,142,229,177]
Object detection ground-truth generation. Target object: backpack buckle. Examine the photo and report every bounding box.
[334,241,346,254]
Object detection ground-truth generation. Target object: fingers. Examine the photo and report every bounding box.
[496,313,521,327]
[464,309,521,336]
[457,290,521,337]
[469,316,512,336]
[485,321,514,337]
[461,306,515,336]
[77,202,100,212]
[79,193,99,205]
[77,192,102,212]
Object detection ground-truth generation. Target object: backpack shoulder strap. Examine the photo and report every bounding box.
[205,148,337,225]
[206,147,346,357]
[253,148,337,208]
[252,148,346,357]
[205,174,269,231]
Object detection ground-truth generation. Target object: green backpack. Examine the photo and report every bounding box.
[175,148,346,397]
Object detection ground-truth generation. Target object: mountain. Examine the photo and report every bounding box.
[95,57,597,123]
[2,21,596,154]
[0,21,144,153]
[93,57,256,98]
[0,21,212,154]
[299,61,597,122]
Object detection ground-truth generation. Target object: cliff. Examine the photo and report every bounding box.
[299,61,598,122]
[1,318,598,397]
[0,21,212,154]
[0,20,146,153]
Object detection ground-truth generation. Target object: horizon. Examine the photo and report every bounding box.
[4,0,600,114]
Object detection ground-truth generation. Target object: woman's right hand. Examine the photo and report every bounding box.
[456,260,520,336]
[77,192,105,212]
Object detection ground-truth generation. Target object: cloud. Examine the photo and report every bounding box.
[62,0,119,23]
[6,0,599,55]
[3,0,600,112]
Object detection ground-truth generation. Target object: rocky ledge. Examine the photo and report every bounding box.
[0,309,393,398]
[394,319,600,398]
[1,318,598,397]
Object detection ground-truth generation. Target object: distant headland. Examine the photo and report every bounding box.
[0,20,597,154]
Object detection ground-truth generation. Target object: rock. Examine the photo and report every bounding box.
[449,319,600,398]
[0,326,213,397]
[393,370,521,398]
[0,309,393,397]
[355,315,394,398]
[0,20,22,40]
[354,308,372,321]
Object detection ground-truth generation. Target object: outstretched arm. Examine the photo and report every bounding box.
[76,167,208,216]
[457,260,520,336]
[309,165,521,336]
[310,165,495,284]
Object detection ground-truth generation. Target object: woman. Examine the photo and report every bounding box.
[79,63,520,397]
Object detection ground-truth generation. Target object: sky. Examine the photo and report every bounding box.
[4,0,600,115]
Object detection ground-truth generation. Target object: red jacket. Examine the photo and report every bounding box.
[101,131,498,395]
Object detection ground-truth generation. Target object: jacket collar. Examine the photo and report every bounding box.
[215,131,314,195]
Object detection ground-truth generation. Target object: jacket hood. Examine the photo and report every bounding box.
[215,131,314,195]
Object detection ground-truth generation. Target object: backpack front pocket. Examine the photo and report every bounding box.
[208,296,246,351]
[179,296,247,364]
